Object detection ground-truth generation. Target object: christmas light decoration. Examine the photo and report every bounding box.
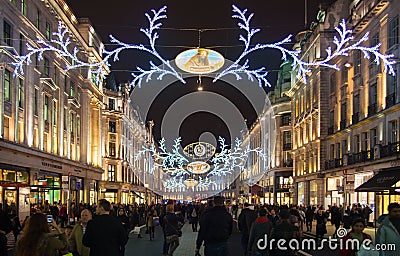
[10,5,396,88]
[135,136,265,190]
[213,5,396,87]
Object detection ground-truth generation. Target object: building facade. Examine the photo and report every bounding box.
[0,0,106,219]
[323,0,400,218]
[290,0,400,218]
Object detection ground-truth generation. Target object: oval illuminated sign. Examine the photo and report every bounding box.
[175,48,225,74]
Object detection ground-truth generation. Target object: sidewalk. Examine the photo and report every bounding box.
[304,221,377,241]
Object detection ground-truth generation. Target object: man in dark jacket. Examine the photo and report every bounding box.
[270,208,300,256]
[0,205,12,256]
[238,203,257,255]
[83,199,128,256]
[162,204,181,255]
[247,208,273,256]
[195,196,233,256]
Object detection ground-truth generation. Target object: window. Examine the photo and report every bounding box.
[63,109,67,131]
[109,142,116,157]
[341,67,348,85]
[370,128,377,149]
[283,131,291,150]
[336,143,340,158]
[53,102,57,125]
[53,67,58,84]
[45,21,51,40]
[109,121,116,133]
[3,20,12,46]
[4,70,11,101]
[35,53,39,69]
[108,165,116,182]
[34,89,38,115]
[21,0,27,16]
[70,81,75,97]
[329,110,334,127]
[44,95,49,121]
[18,78,23,108]
[341,140,347,157]
[330,73,336,94]
[387,74,397,107]
[281,114,291,126]
[354,50,361,75]
[70,113,75,142]
[389,16,399,48]
[353,94,360,114]
[390,120,398,143]
[44,57,50,76]
[64,75,68,93]
[109,98,115,110]
[36,9,41,29]
[341,102,347,122]
[330,144,335,159]
[77,116,80,140]
[19,33,24,55]
[361,132,368,151]
[354,135,360,153]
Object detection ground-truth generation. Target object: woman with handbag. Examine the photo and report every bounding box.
[163,204,181,256]
[146,205,158,241]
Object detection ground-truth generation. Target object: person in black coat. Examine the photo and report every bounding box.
[0,205,12,256]
[267,209,279,226]
[130,207,142,238]
[195,196,233,256]
[83,199,128,256]
[330,203,341,237]
[314,209,328,243]
[162,204,181,255]
[305,206,314,232]
[189,204,199,232]
[238,203,257,255]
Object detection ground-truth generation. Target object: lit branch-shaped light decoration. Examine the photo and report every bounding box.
[214,5,396,87]
[135,136,265,190]
[11,6,185,87]
[207,137,266,177]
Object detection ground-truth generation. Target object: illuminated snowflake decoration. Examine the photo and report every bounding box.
[10,5,396,88]
[134,136,266,190]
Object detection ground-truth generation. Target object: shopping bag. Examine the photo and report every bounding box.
[130,226,141,235]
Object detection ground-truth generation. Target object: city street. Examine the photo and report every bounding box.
[126,221,349,256]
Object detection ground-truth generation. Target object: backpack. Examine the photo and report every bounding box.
[191,208,197,218]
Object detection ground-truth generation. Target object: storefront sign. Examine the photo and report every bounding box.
[41,162,62,170]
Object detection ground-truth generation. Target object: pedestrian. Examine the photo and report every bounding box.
[339,218,375,256]
[12,215,22,243]
[162,204,181,256]
[0,205,12,256]
[269,208,300,256]
[376,202,400,256]
[16,213,68,256]
[190,204,199,232]
[146,205,158,241]
[117,208,130,233]
[130,207,142,238]
[330,203,341,237]
[362,205,373,227]
[59,204,67,228]
[238,203,257,255]
[82,199,128,256]
[195,196,233,256]
[314,208,328,243]
[247,208,273,256]
[305,206,314,232]
[267,208,279,226]
[68,209,92,256]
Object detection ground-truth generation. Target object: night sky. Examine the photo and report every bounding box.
[65,0,335,145]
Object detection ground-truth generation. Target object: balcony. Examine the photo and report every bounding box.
[340,119,347,130]
[347,150,374,165]
[368,103,377,117]
[386,93,396,109]
[380,142,400,158]
[325,158,342,170]
[352,112,359,124]
[283,143,292,151]
[328,126,334,135]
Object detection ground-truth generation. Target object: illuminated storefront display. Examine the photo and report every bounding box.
[31,171,61,205]
[309,180,318,206]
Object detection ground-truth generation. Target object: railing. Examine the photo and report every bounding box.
[386,93,396,109]
[340,119,347,130]
[347,150,374,165]
[368,103,377,117]
[352,112,359,124]
[380,142,400,158]
[325,158,342,170]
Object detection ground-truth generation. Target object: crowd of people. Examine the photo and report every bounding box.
[0,198,398,256]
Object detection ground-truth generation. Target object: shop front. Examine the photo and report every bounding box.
[325,176,344,207]
[297,182,305,206]
[31,170,61,205]
[309,180,318,206]
[0,163,30,218]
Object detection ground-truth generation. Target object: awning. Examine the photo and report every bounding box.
[131,191,143,199]
[355,169,400,193]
